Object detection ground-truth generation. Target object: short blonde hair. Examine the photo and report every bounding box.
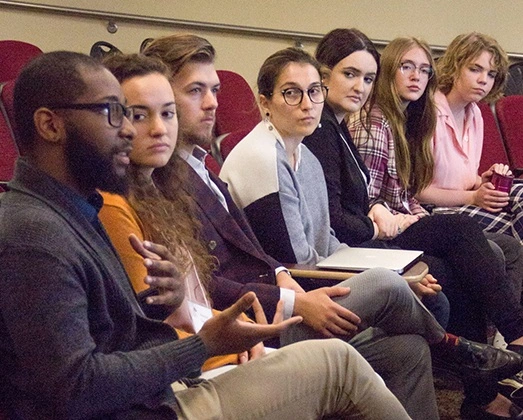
[437,32,508,102]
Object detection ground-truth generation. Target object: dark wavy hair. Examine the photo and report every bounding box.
[103,53,172,83]
[316,28,380,73]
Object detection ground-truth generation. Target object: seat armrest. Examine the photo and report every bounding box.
[285,261,428,284]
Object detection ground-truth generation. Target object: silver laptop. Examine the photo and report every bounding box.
[316,247,423,274]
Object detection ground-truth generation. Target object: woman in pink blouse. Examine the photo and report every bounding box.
[416,33,523,244]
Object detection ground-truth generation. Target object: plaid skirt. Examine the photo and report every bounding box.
[431,182,523,244]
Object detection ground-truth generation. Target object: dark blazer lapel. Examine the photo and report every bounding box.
[182,161,267,259]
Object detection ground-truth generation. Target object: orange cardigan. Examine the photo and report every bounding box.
[99,192,241,371]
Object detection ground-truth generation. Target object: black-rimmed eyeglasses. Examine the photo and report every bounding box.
[272,85,328,106]
[49,102,134,128]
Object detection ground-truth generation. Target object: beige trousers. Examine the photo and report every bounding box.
[173,339,411,420]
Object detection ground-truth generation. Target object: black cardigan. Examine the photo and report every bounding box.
[303,104,376,245]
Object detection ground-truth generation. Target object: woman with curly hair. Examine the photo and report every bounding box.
[99,53,266,370]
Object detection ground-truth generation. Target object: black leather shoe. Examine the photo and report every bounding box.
[433,337,523,381]
[461,398,523,419]
[499,370,523,404]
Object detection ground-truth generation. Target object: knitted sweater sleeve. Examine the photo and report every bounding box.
[0,244,207,419]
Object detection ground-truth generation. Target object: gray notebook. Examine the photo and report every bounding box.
[316,247,423,274]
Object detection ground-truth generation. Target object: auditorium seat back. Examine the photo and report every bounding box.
[218,129,251,161]
[0,40,42,83]
[215,70,261,137]
[89,41,122,59]
[505,61,523,96]
[205,154,222,176]
[0,80,18,183]
[477,101,509,174]
[495,96,523,172]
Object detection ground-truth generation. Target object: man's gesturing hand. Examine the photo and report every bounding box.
[198,292,302,357]
[129,234,185,309]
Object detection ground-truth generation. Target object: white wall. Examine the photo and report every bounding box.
[1,0,521,87]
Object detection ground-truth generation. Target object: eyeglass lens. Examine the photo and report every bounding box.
[108,103,133,127]
[400,62,433,78]
[282,86,327,105]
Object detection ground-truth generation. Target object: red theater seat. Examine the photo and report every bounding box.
[219,129,250,161]
[0,40,42,83]
[205,153,222,176]
[0,80,18,183]
[495,96,523,174]
[215,70,261,137]
[212,70,261,166]
[477,101,509,174]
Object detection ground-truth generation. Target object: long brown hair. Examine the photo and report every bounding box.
[129,155,216,292]
[375,37,437,194]
[104,53,216,292]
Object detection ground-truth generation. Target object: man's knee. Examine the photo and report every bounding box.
[278,339,362,377]
[365,267,413,298]
[298,338,355,360]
